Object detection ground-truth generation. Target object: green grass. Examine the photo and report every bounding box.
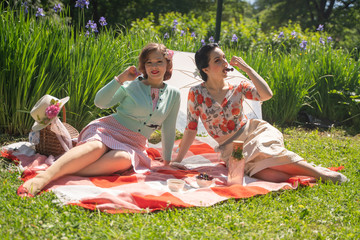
[1,128,359,239]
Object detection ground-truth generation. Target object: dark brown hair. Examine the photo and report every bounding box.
[195,43,219,82]
[138,43,173,81]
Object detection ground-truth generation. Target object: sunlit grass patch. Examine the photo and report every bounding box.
[1,129,359,239]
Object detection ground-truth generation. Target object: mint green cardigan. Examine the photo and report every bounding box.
[94,78,180,161]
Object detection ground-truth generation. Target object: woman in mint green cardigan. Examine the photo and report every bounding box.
[19,43,180,197]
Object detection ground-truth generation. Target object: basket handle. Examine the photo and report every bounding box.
[62,106,66,123]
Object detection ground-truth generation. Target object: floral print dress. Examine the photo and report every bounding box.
[186,80,260,141]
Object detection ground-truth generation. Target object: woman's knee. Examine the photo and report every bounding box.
[107,150,131,160]
[104,150,132,170]
[79,141,108,153]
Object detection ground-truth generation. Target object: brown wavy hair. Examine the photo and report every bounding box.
[138,43,173,81]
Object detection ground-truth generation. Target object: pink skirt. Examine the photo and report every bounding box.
[77,115,151,173]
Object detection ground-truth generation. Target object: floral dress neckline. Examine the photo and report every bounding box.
[200,82,234,107]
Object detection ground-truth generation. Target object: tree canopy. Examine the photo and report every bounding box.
[8,0,360,50]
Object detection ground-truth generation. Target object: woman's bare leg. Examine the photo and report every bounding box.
[76,150,132,176]
[23,141,108,195]
[252,168,292,182]
[253,160,348,184]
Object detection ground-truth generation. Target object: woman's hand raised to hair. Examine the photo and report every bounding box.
[115,66,141,84]
[229,56,251,73]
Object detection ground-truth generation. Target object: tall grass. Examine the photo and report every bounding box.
[0,6,160,133]
[0,7,67,134]
[227,48,313,125]
[1,5,359,135]
[304,46,360,123]
[223,44,360,127]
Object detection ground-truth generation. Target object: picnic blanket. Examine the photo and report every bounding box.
[2,139,339,214]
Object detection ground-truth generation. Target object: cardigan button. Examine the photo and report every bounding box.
[138,129,141,132]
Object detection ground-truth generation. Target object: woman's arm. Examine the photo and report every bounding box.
[230,56,273,101]
[169,87,199,169]
[171,129,197,164]
[94,66,141,108]
[161,91,181,162]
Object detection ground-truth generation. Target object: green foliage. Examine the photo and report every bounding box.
[254,0,360,51]
[130,11,212,47]
[1,3,359,135]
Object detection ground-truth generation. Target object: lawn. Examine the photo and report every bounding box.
[0,127,359,239]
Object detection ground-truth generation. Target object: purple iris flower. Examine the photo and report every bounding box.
[191,32,196,38]
[327,36,333,42]
[319,37,325,45]
[35,8,45,17]
[172,19,178,31]
[201,39,205,46]
[180,30,185,37]
[53,4,62,12]
[317,24,324,31]
[91,23,98,32]
[75,0,90,9]
[300,40,307,50]
[99,17,107,27]
[164,32,169,39]
[86,20,98,33]
[85,20,93,28]
[231,34,238,42]
[173,19,178,27]
[209,36,214,43]
[22,2,28,14]
[278,31,284,38]
[291,31,296,37]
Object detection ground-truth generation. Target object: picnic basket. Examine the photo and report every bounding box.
[35,106,79,157]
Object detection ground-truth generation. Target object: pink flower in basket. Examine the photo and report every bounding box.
[45,103,60,119]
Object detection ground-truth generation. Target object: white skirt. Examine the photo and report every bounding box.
[220,119,304,176]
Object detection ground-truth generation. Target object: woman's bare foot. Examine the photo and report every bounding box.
[317,167,348,184]
[21,172,51,196]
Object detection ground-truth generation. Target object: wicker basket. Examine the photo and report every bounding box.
[35,106,79,157]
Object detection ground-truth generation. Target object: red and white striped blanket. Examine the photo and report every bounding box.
[6,139,325,213]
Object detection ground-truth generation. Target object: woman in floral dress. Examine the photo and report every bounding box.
[171,43,347,184]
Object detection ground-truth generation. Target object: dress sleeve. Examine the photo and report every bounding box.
[161,90,181,161]
[94,79,127,109]
[185,88,200,131]
[238,80,261,101]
